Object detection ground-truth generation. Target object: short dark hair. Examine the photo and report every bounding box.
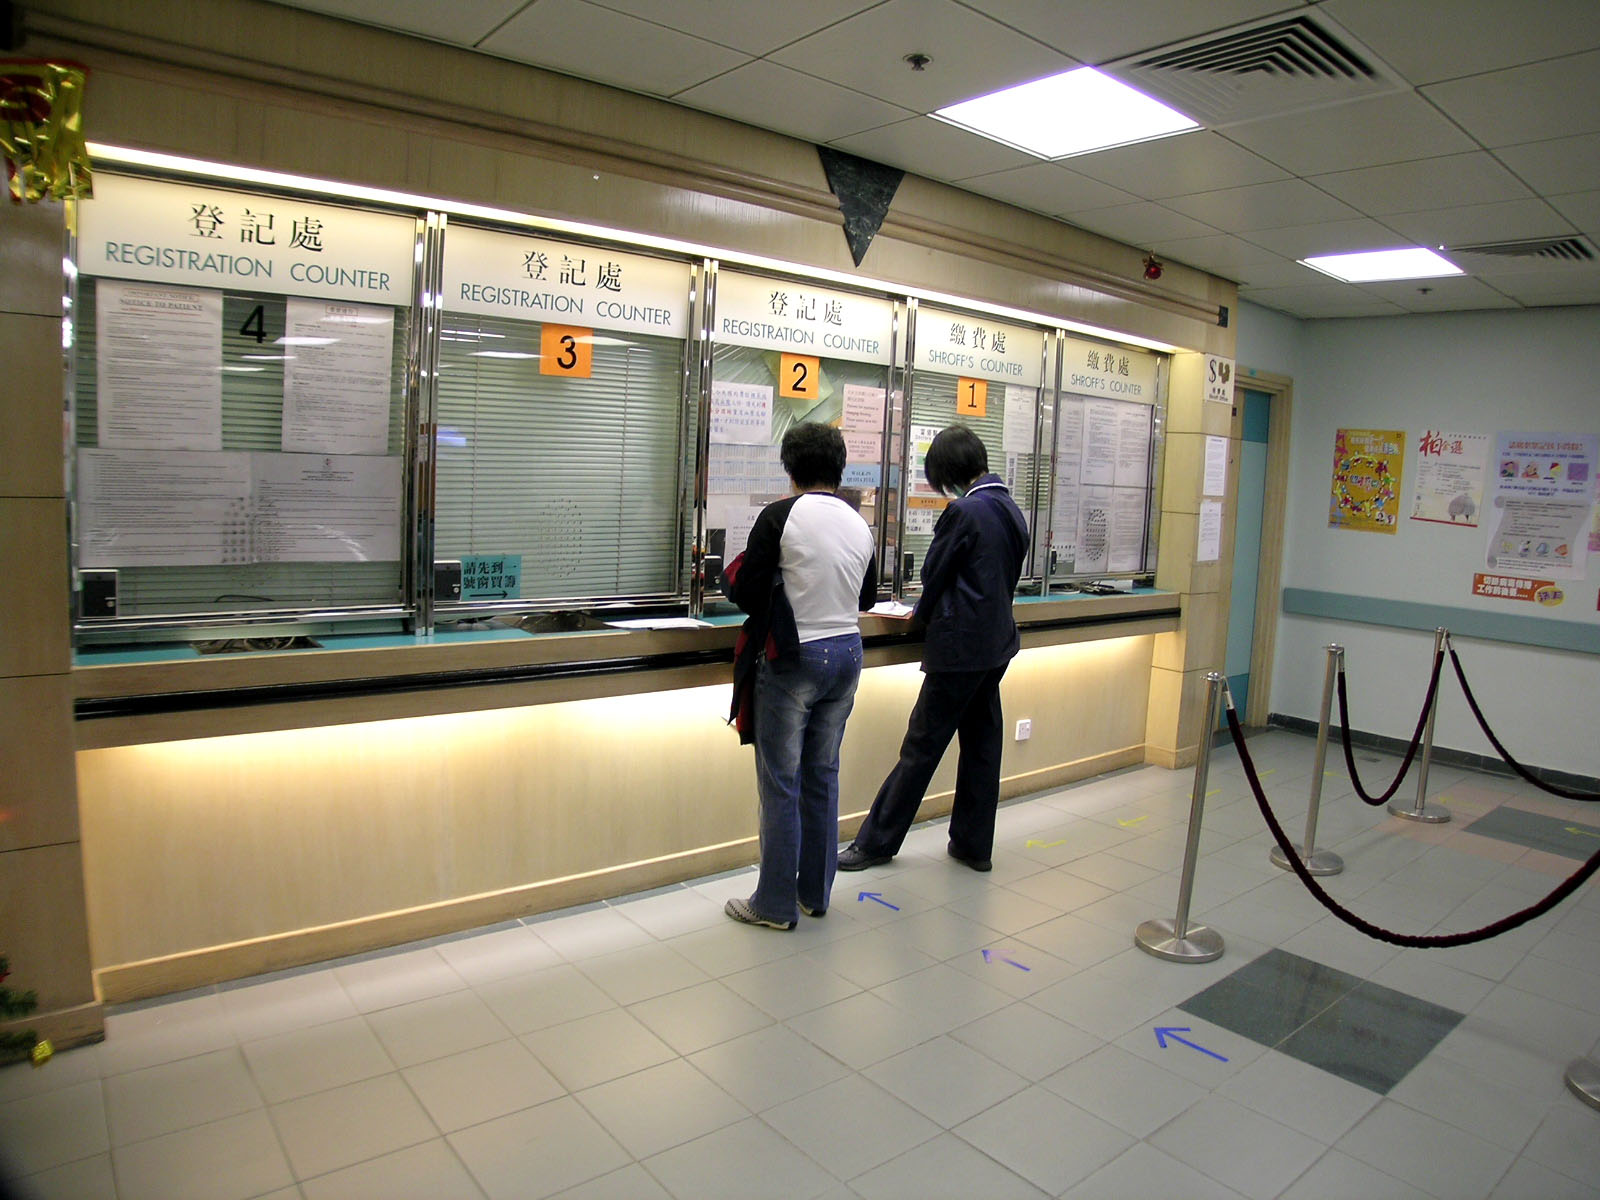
[781,421,846,489]
[924,424,988,494]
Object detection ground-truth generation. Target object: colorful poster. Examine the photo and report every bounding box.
[1472,574,1566,607]
[1410,430,1488,526]
[1483,431,1597,580]
[1329,428,1404,533]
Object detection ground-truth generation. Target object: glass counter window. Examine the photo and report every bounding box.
[903,306,1048,590]
[434,226,698,610]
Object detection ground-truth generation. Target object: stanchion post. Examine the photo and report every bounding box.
[1271,644,1345,876]
[1389,627,1451,824]
[1136,672,1226,963]
[1565,1059,1600,1112]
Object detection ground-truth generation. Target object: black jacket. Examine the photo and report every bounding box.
[913,474,1028,673]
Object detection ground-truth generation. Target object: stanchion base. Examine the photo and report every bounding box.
[1565,1059,1600,1112]
[1386,801,1451,824]
[1269,844,1344,876]
[1135,918,1224,963]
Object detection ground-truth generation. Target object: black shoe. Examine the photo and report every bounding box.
[838,844,890,871]
[948,843,992,872]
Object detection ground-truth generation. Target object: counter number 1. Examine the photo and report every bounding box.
[957,377,988,418]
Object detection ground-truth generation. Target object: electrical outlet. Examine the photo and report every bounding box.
[1015,718,1032,741]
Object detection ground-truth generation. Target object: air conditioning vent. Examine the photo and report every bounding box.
[1103,14,1405,127]
[1451,236,1596,263]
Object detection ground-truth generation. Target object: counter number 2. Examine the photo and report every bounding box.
[540,324,594,378]
[779,353,820,400]
[956,377,988,418]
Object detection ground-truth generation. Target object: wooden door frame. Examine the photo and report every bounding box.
[1235,370,1292,728]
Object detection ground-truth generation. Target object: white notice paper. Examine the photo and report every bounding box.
[1204,436,1228,497]
[1197,499,1223,562]
[709,381,773,445]
[281,298,396,455]
[1109,488,1147,572]
[1080,401,1120,487]
[1076,486,1112,574]
[251,453,403,562]
[841,383,887,432]
[1003,385,1035,454]
[1113,403,1153,487]
[96,280,223,451]
[78,448,250,566]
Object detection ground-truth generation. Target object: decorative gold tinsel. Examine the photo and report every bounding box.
[1,60,92,203]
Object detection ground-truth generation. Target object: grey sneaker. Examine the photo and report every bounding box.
[724,897,795,930]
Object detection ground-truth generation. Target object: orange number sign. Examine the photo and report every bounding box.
[956,377,988,417]
[779,353,820,400]
[539,324,593,377]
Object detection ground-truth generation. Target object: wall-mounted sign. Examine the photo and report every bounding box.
[1329,428,1404,534]
[442,224,692,338]
[1204,354,1233,404]
[715,272,894,365]
[914,308,1044,389]
[78,174,416,305]
[1061,334,1159,402]
[1472,574,1564,606]
[539,324,594,377]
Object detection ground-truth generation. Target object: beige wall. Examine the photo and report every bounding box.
[0,199,103,1047]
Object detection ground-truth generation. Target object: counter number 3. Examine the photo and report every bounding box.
[540,324,594,378]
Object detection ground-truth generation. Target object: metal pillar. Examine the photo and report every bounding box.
[1388,628,1451,824]
[1566,1059,1600,1112]
[1136,672,1226,963]
[1271,644,1345,876]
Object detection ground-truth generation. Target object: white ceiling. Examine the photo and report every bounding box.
[263,0,1600,319]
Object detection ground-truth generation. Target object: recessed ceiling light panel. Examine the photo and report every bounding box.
[1301,247,1464,282]
[932,67,1199,159]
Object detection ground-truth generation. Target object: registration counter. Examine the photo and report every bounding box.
[73,591,1176,1002]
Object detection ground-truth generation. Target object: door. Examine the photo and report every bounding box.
[1223,387,1272,720]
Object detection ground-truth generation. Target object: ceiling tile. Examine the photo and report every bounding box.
[1309,153,1533,216]
[1067,132,1289,199]
[1241,217,1412,259]
[768,0,1073,112]
[1322,0,1600,85]
[954,0,1290,64]
[1422,48,1600,148]
[1549,190,1600,235]
[1230,259,1331,290]
[1163,179,1359,233]
[1381,199,1575,249]
[265,0,526,44]
[1495,134,1600,197]
[586,0,881,55]
[1485,275,1600,307]
[1237,282,1407,319]
[1220,93,1476,177]
[479,0,749,96]
[1147,233,1285,279]
[830,116,1036,182]
[1063,202,1221,246]
[675,61,913,144]
[954,163,1137,216]
[1358,275,1521,313]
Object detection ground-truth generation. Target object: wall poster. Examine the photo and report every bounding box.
[1409,430,1488,527]
[1329,428,1404,534]
[1483,431,1597,580]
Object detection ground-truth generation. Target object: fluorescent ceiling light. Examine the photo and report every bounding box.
[1301,247,1464,282]
[933,68,1199,159]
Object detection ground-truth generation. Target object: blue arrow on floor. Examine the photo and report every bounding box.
[857,891,899,910]
[981,949,1031,971]
[1154,1026,1228,1061]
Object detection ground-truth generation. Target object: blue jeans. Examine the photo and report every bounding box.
[749,633,863,923]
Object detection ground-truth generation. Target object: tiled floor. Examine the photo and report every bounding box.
[5,729,1600,1199]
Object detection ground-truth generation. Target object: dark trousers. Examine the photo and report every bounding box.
[853,664,1009,861]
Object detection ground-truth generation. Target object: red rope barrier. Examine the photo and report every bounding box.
[1449,647,1600,803]
[1336,649,1444,807]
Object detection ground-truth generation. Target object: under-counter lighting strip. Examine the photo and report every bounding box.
[86,141,1182,355]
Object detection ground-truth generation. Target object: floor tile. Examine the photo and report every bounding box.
[476,964,617,1034]
[219,970,360,1043]
[1063,1142,1248,1200]
[949,1001,1101,1081]
[864,1034,1028,1126]
[574,1059,746,1158]
[1214,1047,1381,1142]
[103,1046,263,1145]
[112,1110,293,1200]
[1466,806,1600,859]
[575,941,710,1006]
[1385,1051,1548,1151]
[953,1085,1133,1195]
[1043,1043,1206,1138]
[721,953,862,1019]
[1179,947,1360,1047]
[531,906,657,961]
[785,989,945,1068]
[799,926,940,990]
[608,888,726,941]
[1276,978,1464,1094]
[0,1043,102,1105]
[269,1072,437,1179]
[433,924,563,986]
[1149,1095,1326,1200]
[851,1130,1049,1199]
[1519,1102,1600,1186]
[0,1078,108,1176]
[242,1014,394,1104]
[1488,1156,1600,1200]
[642,1117,838,1200]
[520,1008,676,1091]
[870,962,1013,1032]
[333,947,467,1015]
[299,1137,485,1200]
[99,993,237,1076]
[687,1024,849,1112]
[626,979,774,1055]
[365,987,512,1069]
[549,1162,672,1200]
[402,1038,564,1133]
[763,1074,940,1180]
[1335,1099,1517,1199]
[449,1096,630,1200]
[1277,1147,1433,1200]
[14,1151,118,1200]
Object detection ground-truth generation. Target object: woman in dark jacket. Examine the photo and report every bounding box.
[839,424,1028,873]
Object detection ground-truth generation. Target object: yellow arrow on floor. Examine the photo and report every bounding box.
[1117,815,1150,828]
[1205,788,1220,797]
[1025,838,1070,849]
[1564,826,1600,839]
